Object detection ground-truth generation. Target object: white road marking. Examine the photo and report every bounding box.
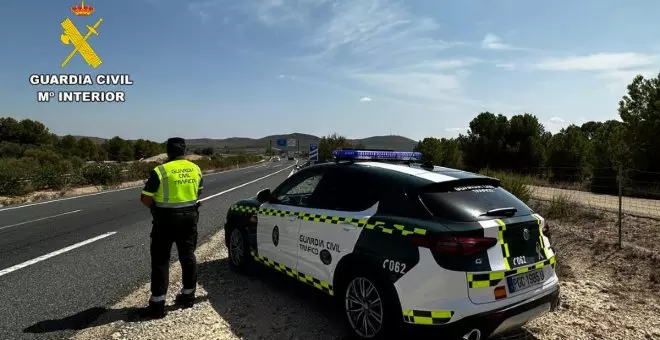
[0,210,82,231]
[0,232,117,278]
[0,161,267,213]
[199,164,295,202]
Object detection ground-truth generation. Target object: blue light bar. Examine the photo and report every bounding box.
[333,149,423,161]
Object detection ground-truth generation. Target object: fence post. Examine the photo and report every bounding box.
[617,164,623,249]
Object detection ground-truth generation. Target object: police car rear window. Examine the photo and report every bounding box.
[418,184,532,222]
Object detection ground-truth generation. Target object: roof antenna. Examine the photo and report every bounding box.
[421,161,434,170]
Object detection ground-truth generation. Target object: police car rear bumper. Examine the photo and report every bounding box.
[405,285,560,339]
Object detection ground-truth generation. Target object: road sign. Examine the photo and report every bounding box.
[309,143,318,161]
[287,139,296,147]
[276,138,287,147]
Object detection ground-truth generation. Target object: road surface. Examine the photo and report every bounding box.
[0,160,296,340]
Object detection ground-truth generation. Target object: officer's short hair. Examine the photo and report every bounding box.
[167,137,186,157]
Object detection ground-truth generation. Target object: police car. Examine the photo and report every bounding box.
[224,149,559,340]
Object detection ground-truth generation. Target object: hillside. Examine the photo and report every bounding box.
[67,133,419,153]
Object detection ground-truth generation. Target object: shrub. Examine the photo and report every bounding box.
[81,163,121,186]
[0,158,33,196]
[480,169,532,203]
[545,194,573,219]
[33,160,75,190]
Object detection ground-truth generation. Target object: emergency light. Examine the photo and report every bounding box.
[333,149,423,161]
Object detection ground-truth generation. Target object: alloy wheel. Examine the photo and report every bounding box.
[345,277,384,338]
[229,229,244,265]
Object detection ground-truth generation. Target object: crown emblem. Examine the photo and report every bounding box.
[71,0,94,16]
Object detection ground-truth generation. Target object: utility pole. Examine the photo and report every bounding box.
[297,139,300,155]
[269,140,272,157]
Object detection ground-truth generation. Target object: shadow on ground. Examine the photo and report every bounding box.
[197,258,542,340]
[23,296,208,334]
[197,257,350,340]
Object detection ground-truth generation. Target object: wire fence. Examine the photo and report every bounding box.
[499,166,660,251]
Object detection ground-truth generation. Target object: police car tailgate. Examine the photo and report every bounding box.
[467,215,556,304]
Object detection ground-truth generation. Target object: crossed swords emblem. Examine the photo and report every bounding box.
[60,17,103,68]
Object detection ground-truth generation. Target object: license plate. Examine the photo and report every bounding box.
[507,269,545,293]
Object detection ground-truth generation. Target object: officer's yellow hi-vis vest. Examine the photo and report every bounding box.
[152,159,202,208]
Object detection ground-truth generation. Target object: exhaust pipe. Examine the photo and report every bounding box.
[462,329,481,340]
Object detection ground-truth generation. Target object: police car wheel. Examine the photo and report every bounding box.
[341,272,400,339]
[228,227,250,272]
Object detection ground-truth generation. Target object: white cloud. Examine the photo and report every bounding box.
[481,33,511,50]
[359,97,372,102]
[189,0,487,109]
[534,53,658,71]
[277,74,296,80]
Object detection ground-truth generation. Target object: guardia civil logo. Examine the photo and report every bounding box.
[60,1,103,69]
[27,1,133,103]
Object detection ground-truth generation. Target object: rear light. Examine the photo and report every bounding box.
[494,286,507,300]
[410,236,498,256]
[542,222,551,238]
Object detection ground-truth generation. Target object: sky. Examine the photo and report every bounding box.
[1,0,660,142]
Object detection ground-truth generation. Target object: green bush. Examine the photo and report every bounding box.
[81,163,122,186]
[480,169,532,203]
[33,160,75,190]
[0,158,33,195]
[126,162,159,181]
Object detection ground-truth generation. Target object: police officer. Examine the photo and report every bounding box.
[139,137,203,318]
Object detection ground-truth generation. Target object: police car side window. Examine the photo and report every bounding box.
[273,171,324,207]
[310,169,380,212]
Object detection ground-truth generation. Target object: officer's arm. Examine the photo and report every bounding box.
[141,170,160,208]
[197,165,204,196]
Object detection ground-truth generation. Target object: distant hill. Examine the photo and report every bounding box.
[187,133,418,153]
[65,133,419,153]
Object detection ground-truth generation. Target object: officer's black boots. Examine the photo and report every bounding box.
[138,300,166,319]
[175,292,195,308]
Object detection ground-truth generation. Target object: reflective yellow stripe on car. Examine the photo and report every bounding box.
[496,218,512,270]
[229,205,427,236]
[250,251,334,296]
[402,309,454,325]
[466,256,556,288]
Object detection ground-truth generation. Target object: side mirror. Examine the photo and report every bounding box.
[256,188,273,203]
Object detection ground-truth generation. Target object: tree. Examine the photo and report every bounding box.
[618,73,660,178]
[58,135,79,157]
[318,133,353,162]
[77,137,102,160]
[505,113,545,172]
[460,112,510,171]
[105,136,134,162]
[545,125,590,182]
[200,147,214,156]
[590,120,630,194]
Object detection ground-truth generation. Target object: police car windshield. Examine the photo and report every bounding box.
[418,184,532,222]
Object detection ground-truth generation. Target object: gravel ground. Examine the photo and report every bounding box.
[72,201,660,340]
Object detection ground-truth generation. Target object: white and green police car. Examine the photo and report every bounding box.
[224,149,559,340]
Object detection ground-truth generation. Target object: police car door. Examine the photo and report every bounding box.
[257,168,326,271]
[296,167,380,288]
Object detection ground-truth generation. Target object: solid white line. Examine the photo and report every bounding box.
[0,209,82,231]
[199,164,295,202]
[0,161,267,213]
[0,231,117,278]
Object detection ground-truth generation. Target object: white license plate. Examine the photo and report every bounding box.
[507,269,545,293]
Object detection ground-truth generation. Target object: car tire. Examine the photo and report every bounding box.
[227,226,251,274]
[339,269,402,339]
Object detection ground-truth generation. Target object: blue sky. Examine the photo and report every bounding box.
[1,0,659,142]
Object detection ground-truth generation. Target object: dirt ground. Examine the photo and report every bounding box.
[526,200,660,340]
[71,200,660,340]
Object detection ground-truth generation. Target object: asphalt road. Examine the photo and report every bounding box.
[0,160,296,340]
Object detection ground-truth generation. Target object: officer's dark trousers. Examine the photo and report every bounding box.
[150,206,199,298]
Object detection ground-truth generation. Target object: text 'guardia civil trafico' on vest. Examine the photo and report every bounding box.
[171,168,198,185]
